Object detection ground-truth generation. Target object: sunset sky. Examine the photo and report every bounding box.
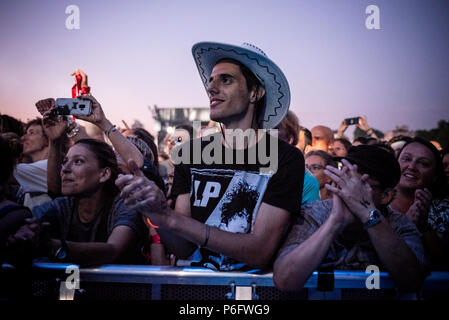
[1,0,448,138]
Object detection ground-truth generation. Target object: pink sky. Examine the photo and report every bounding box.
[1,0,448,138]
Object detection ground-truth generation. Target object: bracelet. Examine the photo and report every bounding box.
[104,124,117,138]
[151,234,161,244]
[201,224,210,247]
[54,238,70,261]
[66,122,80,138]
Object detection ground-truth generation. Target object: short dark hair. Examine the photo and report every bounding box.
[1,132,23,161]
[334,138,352,152]
[24,118,47,140]
[353,136,377,145]
[133,127,159,167]
[397,136,445,197]
[300,127,312,147]
[0,114,24,136]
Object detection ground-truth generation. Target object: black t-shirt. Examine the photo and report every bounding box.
[171,132,304,270]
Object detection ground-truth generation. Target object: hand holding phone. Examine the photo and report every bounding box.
[35,98,55,116]
[53,98,92,116]
[344,117,360,126]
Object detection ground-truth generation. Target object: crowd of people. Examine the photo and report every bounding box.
[0,41,448,296]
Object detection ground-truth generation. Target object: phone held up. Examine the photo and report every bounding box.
[51,98,92,117]
[344,117,360,126]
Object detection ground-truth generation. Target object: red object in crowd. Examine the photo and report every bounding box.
[72,74,90,98]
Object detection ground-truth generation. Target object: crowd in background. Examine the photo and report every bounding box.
[0,69,448,292]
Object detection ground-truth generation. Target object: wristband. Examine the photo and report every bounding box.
[201,224,210,247]
[54,239,70,261]
[146,217,159,229]
[363,209,382,229]
[104,124,117,139]
[66,122,80,138]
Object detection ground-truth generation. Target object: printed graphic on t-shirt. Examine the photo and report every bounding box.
[189,168,272,270]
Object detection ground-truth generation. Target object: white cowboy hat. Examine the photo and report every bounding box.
[192,42,291,129]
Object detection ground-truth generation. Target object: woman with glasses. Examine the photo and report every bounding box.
[305,150,338,200]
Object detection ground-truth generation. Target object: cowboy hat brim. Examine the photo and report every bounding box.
[192,42,291,129]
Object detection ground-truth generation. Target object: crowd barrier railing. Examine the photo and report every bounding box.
[2,261,449,300]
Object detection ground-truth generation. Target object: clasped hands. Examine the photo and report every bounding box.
[324,159,376,225]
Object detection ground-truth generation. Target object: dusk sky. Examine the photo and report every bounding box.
[1,0,448,138]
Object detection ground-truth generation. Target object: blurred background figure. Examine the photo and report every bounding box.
[297,126,312,155]
[200,120,219,138]
[388,135,413,157]
[352,136,378,146]
[336,116,382,142]
[329,138,352,157]
[0,114,24,137]
[159,123,193,199]
[0,135,32,264]
[276,110,300,146]
[305,150,337,200]
[276,111,320,206]
[13,118,52,209]
[310,125,333,152]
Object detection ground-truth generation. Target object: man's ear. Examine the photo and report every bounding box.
[43,135,50,148]
[99,167,112,183]
[381,187,395,206]
[250,86,265,103]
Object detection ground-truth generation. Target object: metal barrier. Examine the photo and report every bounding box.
[1,261,448,300]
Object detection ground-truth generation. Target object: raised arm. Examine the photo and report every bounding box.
[41,105,69,196]
[76,94,143,169]
[358,116,379,139]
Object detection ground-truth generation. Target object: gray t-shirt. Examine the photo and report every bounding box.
[278,199,430,272]
[32,196,146,244]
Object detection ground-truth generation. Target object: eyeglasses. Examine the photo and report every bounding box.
[306,164,324,172]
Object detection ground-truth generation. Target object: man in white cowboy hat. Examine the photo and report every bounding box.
[116,42,304,271]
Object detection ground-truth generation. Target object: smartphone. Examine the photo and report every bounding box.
[54,98,92,116]
[344,117,359,126]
